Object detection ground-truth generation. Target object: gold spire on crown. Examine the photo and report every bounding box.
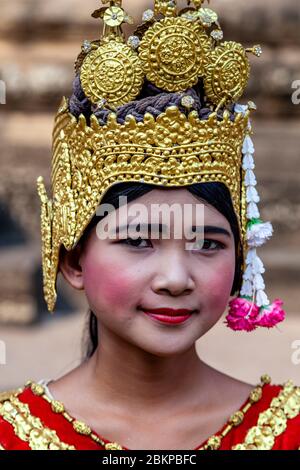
[77,0,260,108]
[37,0,261,312]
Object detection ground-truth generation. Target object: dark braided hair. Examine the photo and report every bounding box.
[68,76,241,359]
[69,75,235,126]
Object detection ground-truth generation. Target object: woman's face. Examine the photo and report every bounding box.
[77,188,236,357]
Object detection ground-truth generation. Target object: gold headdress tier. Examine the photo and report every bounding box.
[37,0,262,312]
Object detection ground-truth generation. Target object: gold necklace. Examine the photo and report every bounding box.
[27,374,271,450]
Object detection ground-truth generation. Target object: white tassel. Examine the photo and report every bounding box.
[246,248,257,264]
[247,202,260,219]
[245,169,257,187]
[256,290,270,307]
[242,154,255,170]
[252,255,265,274]
[254,273,265,290]
[247,222,273,248]
[240,280,253,297]
[239,130,273,308]
[246,186,260,203]
[243,264,253,280]
[242,135,255,154]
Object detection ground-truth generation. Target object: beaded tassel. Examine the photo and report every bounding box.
[225,104,285,331]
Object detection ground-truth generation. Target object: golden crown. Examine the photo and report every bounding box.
[37,0,262,312]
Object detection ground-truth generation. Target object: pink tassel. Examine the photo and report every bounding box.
[254,299,286,328]
[225,297,286,332]
[225,297,260,332]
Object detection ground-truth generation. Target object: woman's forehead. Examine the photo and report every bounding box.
[100,188,232,234]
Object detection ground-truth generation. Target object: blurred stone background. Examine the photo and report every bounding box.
[0,0,299,390]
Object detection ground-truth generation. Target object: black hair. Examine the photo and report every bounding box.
[82,181,243,359]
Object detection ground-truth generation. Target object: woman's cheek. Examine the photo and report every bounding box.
[201,260,235,310]
[82,254,138,311]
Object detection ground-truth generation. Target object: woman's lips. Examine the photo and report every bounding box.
[140,308,195,316]
[140,308,196,325]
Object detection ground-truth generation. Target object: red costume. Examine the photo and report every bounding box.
[0,376,299,450]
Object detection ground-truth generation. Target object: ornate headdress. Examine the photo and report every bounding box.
[37,0,285,330]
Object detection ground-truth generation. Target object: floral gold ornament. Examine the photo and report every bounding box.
[142,9,155,23]
[103,6,125,27]
[181,94,195,108]
[74,40,100,75]
[210,28,223,39]
[154,0,177,17]
[180,9,199,21]
[247,44,263,57]
[204,41,251,106]
[80,39,144,107]
[139,17,212,92]
[198,7,218,27]
[80,1,144,107]
[127,35,140,50]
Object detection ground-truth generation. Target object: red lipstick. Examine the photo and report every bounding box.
[141,308,195,325]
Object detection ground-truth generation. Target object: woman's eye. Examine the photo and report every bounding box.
[116,238,224,251]
[192,239,225,251]
[118,237,152,248]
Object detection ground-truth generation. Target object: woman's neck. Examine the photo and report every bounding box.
[86,341,206,415]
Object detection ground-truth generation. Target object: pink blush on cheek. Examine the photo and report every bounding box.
[82,259,137,311]
[203,263,235,307]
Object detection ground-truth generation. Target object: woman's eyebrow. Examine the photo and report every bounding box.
[111,223,167,236]
[111,223,231,237]
[192,225,232,238]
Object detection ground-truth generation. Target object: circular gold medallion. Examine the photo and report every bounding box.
[204,41,250,105]
[80,40,144,107]
[139,17,211,92]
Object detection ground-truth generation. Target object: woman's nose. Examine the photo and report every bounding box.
[151,251,196,296]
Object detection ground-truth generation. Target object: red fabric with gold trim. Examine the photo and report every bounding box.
[217,384,300,450]
[18,387,102,450]
[0,417,30,450]
[0,387,103,450]
[0,383,299,450]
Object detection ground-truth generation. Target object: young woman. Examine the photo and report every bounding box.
[0,0,299,451]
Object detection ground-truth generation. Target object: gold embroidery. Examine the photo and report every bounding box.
[29,381,108,448]
[197,374,271,450]
[0,389,22,402]
[20,376,294,451]
[0,395,75,450]
[30,379,260,451]
[232,380,300,450]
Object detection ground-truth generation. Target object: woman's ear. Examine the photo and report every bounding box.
[59,244,84,290]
